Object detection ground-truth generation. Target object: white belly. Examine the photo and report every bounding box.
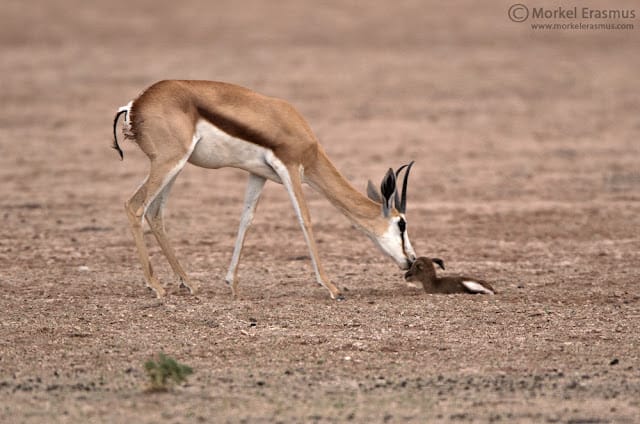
[188,119,281,183]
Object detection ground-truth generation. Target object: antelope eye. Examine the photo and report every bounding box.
[398,218,406,233]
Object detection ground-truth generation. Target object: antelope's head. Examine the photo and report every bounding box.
[366,162,417,270]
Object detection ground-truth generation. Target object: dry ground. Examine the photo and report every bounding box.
[1,0,639,422]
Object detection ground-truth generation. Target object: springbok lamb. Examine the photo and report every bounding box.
[404,257,496,295]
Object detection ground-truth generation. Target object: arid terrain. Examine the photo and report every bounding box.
[1,0,639,422]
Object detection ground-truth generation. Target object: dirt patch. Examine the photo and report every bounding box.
[1,0,639,422]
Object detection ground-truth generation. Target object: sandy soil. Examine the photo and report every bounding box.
[1,0,639,422]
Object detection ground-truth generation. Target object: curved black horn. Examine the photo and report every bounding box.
[395,161,414,213]
[394,164,408,211]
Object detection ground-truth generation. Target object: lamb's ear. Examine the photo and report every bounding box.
[367,180,383,203]
[380,168,397,217]
[432,258,445,270]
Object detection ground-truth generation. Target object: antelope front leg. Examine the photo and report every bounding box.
[265,152,344,301]
[225,173,266,298]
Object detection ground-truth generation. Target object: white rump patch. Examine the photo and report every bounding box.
[119,100,133,128]
[462,280,495,295]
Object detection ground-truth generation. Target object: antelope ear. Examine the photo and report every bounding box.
[380,168,397,217]
[367,180,383,203]
[432,258,445,270]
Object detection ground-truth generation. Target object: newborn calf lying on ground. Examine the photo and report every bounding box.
[404,257,496,295]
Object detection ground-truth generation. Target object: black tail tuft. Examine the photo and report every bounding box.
[112,109,127,160]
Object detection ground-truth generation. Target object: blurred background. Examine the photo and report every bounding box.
[1,1,639,421]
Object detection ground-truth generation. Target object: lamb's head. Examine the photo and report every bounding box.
[404,256,444,282]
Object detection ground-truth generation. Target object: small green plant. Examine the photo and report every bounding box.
[144,353,193,392]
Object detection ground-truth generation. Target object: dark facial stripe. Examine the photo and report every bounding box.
[398,218,408,259]
[398,218,406,233]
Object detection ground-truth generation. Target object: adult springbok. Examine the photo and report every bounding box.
[113,80,417,300]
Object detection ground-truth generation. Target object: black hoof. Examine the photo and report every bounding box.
[335,295,346,302]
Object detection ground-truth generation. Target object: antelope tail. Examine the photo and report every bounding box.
[112,103,131,160]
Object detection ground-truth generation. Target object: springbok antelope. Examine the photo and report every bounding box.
[112,80,417,300]
[404,257,496,295]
